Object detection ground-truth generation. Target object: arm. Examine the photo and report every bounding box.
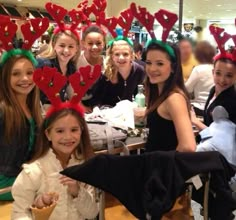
[190,109,207,131]
[166,93,196,152]
[59,176,99,219]
[11,167,39,220]
[75,183,99,219]
[185,67,198,94]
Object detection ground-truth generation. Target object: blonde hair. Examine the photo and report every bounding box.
[105,40,134,82]
[38,30,80,65]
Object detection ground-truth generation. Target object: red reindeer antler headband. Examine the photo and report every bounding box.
[33,65,101,118]
[45,2,86,40]
[130,3,178,60]
[209,25,232,61]
[0,15,49,65]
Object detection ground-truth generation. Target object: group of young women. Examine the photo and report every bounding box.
[0,2,236,220]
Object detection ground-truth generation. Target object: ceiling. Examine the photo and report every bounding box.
[0,0,235,22]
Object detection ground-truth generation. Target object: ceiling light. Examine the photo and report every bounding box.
[216,4,222,7]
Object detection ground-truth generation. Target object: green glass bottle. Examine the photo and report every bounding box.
[135,85,145,107]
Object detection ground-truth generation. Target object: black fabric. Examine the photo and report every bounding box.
[61,151,236,220]
[204,85,236,126]
[145,110,178,152]
[91,62,145,107]
[36,58,76,104]
[0,112,33,177]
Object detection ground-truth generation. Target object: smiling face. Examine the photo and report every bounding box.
[145,49,172,85]
[10,58,35,98]
[45,114,82,159]
[213,60,236,95]
[83,32,105,59]
[53,33,79,64]
[111,40,133,69]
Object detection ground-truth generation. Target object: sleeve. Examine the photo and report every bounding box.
[74,183,99,219]
[11,164,42,220]
[185,66,199,93]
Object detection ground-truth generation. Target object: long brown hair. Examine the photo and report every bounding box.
[144,42,190,115]
[32,108,94,162]
[0,55,42,143]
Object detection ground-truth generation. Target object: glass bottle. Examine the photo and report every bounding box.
[135,85,145,107]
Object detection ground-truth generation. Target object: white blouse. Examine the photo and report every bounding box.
[11,149,99,220]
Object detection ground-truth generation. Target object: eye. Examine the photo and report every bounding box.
[156,62,164,66]
[27,70,33,75]
[145,61,152,65]
[226,74,233,78]
[11,71,20,76]
[55,129,64,133]
[69,45,75,49]
[71,128,80,132]
[215,71,221,76]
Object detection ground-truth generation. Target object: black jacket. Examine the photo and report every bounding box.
[204,85,236,126]
[61,151,236,220]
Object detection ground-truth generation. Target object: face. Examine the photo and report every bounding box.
[112,41,133,69]
[10,58,35,97]
[213,60,236,94]
[53,33,79,64]
[179,40,192,61]
[46,114,82,158]
[145,50,172,85]
[83,32,105,59]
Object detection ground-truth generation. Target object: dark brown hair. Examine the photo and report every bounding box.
[144,42,190,114]
[31,108,94,162]
[194,41,216,64]
[82,25,106,42]
[0,55,42,143]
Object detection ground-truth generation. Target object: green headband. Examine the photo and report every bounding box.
[0,49,38,67]
[108,35,134,47]
[145,39,176,61]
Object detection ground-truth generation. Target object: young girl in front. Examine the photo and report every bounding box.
[0,55,42,201]
[144,41,196,152]
[12,107,99,220]
[77,25,106,109]
[92,39,145,107]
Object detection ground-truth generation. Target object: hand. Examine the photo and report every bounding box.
[33,192,59,209]
[59,175,79,198]
[190,107,198,125]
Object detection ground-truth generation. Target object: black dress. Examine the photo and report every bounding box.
[145,109,178,152]
[204,85,236,126]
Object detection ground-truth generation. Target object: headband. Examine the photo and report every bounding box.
[0,15,49,66]
[130,3,178,60]
[33,65,101,118]
[45,2,86,40]
[209,24,236,62]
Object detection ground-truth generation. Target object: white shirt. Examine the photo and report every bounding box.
[185,64,214,110]
[11,149,99,220]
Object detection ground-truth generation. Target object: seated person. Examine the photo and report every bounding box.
[91,38,145,107]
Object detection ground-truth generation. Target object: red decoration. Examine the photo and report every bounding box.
[117,8,134,37]
[154,9,178,42]
[33,65,102,118]
[0,15,17,51]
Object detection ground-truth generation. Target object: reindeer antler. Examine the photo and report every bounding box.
[0,15,18,51]
[69,65,101,104]
[130,3,155,39]
[68,9,86,31]
[154,9,178,42]
[45,2,67,31]
[21,18,49,50]
[117,8,134,37]
[209,25,231,54]
[33,66,67,106]
[99,16,118,38]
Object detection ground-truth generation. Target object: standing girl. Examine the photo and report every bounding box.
[77,25,106,109]
[0,16,48,201]
[92,38,145,107]
[37,3,81,106]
